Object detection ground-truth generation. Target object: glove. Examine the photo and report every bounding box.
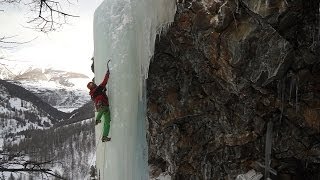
[95,119,101,125]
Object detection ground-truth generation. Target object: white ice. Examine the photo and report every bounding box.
[93,0,176,179]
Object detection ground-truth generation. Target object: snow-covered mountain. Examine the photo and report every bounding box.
[0,79,95,179]
[0,80,67,146]
[0,80,65,127]
[0,59,92,112]
[0,58,96,179]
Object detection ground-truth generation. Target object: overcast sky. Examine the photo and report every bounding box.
[0,0,103,77]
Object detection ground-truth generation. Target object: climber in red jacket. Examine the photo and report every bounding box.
[87,70,111,142]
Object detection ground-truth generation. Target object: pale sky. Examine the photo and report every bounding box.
[0,0,103,77]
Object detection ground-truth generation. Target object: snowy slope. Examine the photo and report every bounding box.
[0,83,56,147]
[0,55,96,179]
[0,80,96,179]
[15,79,90,112]
[0,59,91,112]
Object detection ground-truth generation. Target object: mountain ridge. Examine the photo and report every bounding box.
[0,79,95,123]
[0,78,95,179]
[0,79,69,121]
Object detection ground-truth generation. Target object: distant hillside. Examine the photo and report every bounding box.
[0,62,91,112]
[14,68,89,87]
[14,68,47,81]
[0,79,96,179]
[0,79,95,123]
[55,101,95,127]
[0,79,69,121]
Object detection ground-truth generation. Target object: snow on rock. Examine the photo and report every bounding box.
[151,173,172,180]
[236,169,263,180]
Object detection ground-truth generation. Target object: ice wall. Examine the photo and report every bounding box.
[93,0,176,179]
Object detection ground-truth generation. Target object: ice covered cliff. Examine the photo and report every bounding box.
[93,0,176,179]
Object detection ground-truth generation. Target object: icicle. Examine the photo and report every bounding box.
[255,161,277,176]
[277,78,285,124]
[296,76,299,113]
[264,121,273,180]
[277,80,281,101]
[289,76,295,104]
[318,3,320,41]
[265,0,270,7]
[235,0,240,14]
[280,78,285,124]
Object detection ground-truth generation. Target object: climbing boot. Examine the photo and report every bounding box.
[102,136,111,142]
[95,119,101,125]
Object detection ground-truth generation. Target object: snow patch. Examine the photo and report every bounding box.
[151,173,172,180]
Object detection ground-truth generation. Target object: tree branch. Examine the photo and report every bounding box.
[2,0,79,32]
[1,153,66,179]
[0,167,67,179]
[0,35,37,48]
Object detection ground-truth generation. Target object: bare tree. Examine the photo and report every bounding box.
[0,152,66,179]
[0,0,79,51]
[0,2,80,178]
[1,0,79,32]
[0,35,37,49]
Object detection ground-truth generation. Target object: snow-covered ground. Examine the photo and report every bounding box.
[1,48,95,180]
[0,59,92,112]
[0,155,30,180]
[16,79,90,112]
[151,173,172,180]
[0,88,55,145]
[0,89,95,179]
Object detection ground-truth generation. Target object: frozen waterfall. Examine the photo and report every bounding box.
[93,0,176,179]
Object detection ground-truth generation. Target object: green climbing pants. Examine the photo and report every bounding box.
[96,106,111,137]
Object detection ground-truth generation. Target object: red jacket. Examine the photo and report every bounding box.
[89,72,110,109]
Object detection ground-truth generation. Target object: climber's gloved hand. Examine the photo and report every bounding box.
[95,119,101,125]
[106,60,111,74]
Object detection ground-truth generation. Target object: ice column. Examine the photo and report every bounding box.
[264,121,273,180]
[93,0,176,180]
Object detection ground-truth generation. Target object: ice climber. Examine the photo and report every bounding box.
[87,69,111,142]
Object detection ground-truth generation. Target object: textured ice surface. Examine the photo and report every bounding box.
[93,0,176,179]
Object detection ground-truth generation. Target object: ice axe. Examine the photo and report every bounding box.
[107,59,111,71]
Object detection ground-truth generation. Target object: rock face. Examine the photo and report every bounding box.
[147,0,320,179]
